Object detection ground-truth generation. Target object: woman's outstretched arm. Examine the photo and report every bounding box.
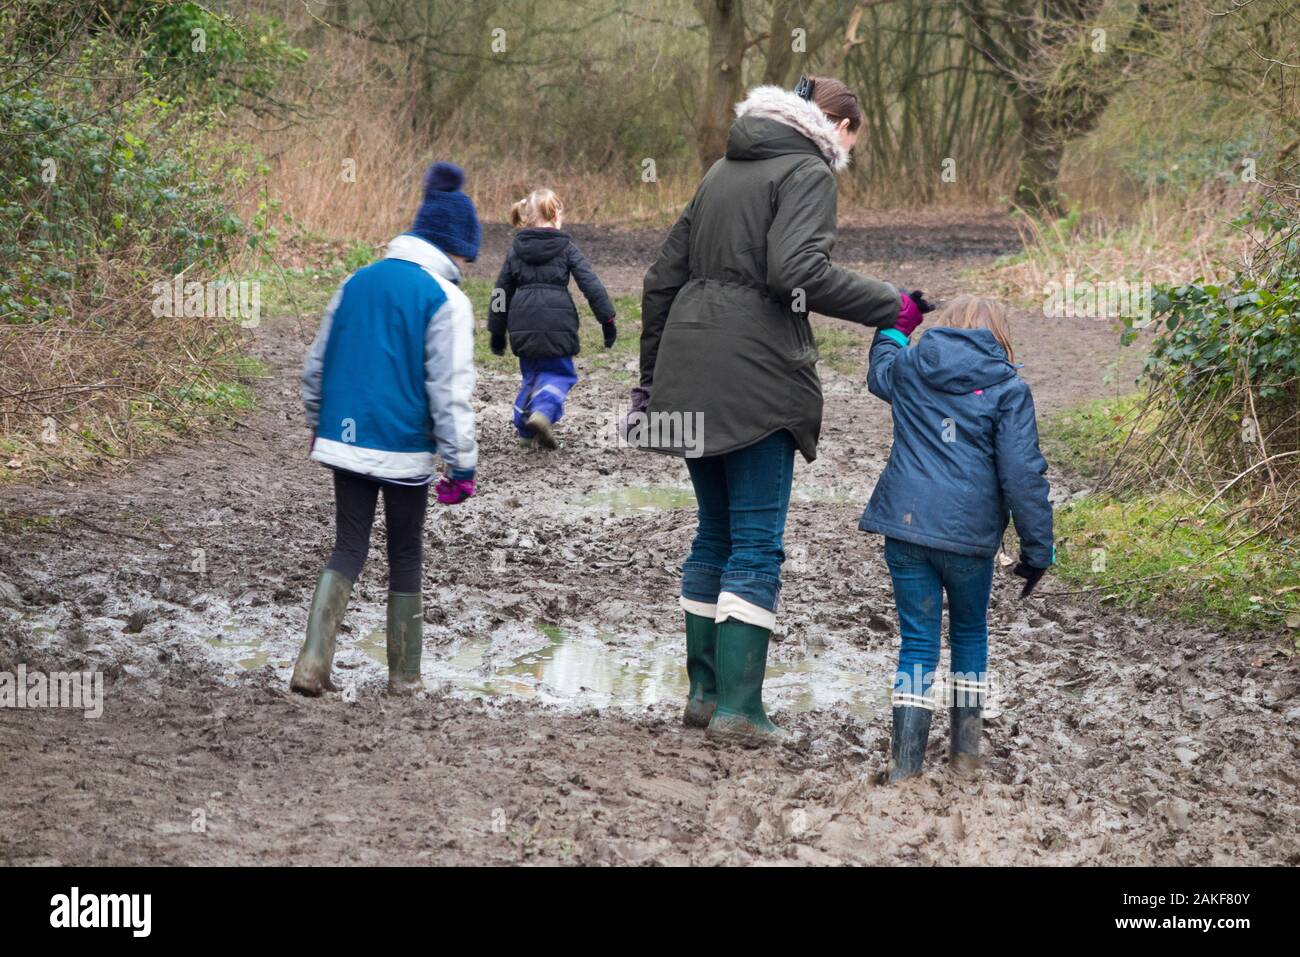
[766,162,899,327]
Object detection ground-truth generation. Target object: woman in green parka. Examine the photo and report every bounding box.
[638,75,906,747]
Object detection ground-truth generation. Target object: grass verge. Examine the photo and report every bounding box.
[0,327,271,487]
[461,279,642,383]
[1044,396,1300,638]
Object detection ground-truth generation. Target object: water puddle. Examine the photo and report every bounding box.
[204,632,273,671]
[573,482,866,515]
[357,623,890,718]
[791,485,863,505]
[198,610,890,719]
[573,485,696,513]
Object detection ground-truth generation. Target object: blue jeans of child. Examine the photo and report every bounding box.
[681,430,796,616]
[514,356,578,436]
[884,537,994,708]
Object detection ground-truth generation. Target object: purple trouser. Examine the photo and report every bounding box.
[513,356,578,436]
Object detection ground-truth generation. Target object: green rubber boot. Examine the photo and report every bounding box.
[705,618,805,749]
[888,705,934,783]
[682,611,718,728]
[289,569,353,696]
[386,591,424,696]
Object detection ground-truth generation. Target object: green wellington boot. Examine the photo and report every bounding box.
[705,618,805,749]
[682,611,718,728]
[386,591,424,695]
[289,569,353,696]
[950,705,983,773]
[887,705,934,782]
[526,411,557,450]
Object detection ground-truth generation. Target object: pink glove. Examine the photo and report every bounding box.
[436,476,476,505]
[893,292,924,338]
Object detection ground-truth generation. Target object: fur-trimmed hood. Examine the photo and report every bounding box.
[730,85,850,172]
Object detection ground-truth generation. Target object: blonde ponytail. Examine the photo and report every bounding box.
[510,188,563,228]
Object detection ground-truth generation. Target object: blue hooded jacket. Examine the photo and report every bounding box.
[858,326,1053,568]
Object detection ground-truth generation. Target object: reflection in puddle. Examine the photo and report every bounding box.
[791,485,862,505]
[204,633,273,671]
[361,624,889,718]
[574,483,866,515]
[203,617,889,719]
[574,485,696,513]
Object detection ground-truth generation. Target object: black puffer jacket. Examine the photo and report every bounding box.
[489,228,615,358]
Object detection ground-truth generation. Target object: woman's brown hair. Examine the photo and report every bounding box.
[805,75,862,132]
[931,296,1016,363]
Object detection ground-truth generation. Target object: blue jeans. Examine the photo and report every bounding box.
[682,430,796,614]
[884,537,994,707]
[513,356,578,436]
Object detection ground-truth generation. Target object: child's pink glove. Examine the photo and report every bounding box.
[436,476,476,505]
[893,292,925,338]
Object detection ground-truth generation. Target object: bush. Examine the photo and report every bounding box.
[1108,200,1300,528]
[0,1,304,478]
[1136,203,1300,397]
[0,87,243,324]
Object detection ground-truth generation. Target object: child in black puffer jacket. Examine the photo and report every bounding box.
[489,188,616,449]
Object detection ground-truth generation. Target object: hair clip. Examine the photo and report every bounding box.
[793,75,813,100]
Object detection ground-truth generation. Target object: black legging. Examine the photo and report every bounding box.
[325,469,429,592]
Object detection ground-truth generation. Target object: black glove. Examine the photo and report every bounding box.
[490,332,507,356]
[602,320,617,349]
[906,290,936,314]
[1012,551,1049,598]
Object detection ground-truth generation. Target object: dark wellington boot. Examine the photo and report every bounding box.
[887,705,933,783]
[290,569,352,696]
[682,611,718,728]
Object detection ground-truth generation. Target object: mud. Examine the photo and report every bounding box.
[1,216,1296,866]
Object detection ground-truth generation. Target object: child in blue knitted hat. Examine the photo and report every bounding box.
[410,162,482,263]
[292,161,481,698]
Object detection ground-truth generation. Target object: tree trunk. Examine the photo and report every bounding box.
[696,0,747,169]
[1012,97,1065,214]
[415,1,500,134]
[763,0,803,87]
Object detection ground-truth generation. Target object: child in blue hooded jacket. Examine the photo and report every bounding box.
[860,295,1053,782]
[291,161,481,698]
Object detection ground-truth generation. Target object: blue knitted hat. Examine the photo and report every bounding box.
[410,162,481,262]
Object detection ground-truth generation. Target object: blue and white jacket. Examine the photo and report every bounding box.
[302,234,478,481]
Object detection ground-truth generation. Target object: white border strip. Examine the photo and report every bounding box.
[680,597,718,619]
[715,591,776,630]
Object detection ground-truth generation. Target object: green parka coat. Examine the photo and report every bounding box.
[640,85,900,462]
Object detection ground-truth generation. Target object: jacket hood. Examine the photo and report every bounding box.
[915,327,1018,394]
[512,227,570,265]
[727,86,850,172]
[388,233,462,283]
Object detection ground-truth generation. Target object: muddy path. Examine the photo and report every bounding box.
[1,217,1296,866]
